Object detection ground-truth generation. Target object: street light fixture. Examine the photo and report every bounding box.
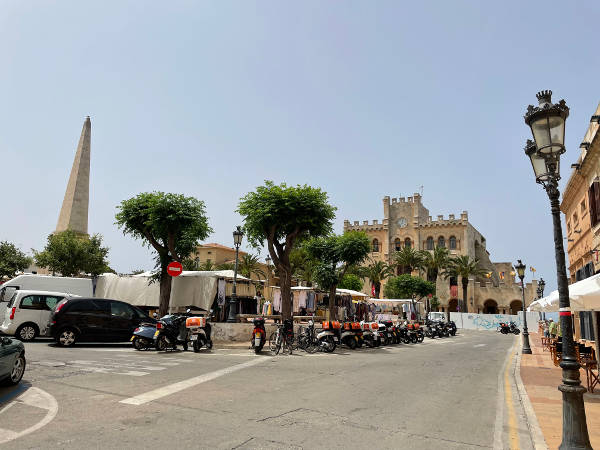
[514,260,532,355]
[524,90,591,449]
[537,277,545,299]
[227,226,244,323]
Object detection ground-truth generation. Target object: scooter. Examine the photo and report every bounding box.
[186,315,213,352]
[131,321,157,350]
[360,321,380,348]
[341,322,360,349]
[154,314,190,351]
[377,322,391,346]
[251,317,266,354]
[317,321,340,352]
[414,322,425,343]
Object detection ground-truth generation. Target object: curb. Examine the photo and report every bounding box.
[514,343,548,450]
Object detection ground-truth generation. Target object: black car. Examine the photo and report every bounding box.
[0,336,26,385]
[49,298,156,347]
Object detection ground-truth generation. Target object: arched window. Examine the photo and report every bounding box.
[449,236,457,249]
[438,236,445,248]
[426,237,434,250]
[372,239,379,252]
[393,238,401,251]
[404,238,411,248]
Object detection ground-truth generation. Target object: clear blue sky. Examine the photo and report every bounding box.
[2,1,599,293]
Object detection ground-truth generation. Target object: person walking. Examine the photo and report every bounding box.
[542,320,549,338]
[549,318,557,338]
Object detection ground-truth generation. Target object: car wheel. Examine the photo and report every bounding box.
[5,353,26,386]
[15,324,38,342]
[57,328,77,347]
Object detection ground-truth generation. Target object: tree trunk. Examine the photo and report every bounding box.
[375,282,381,299]
[329,285,337,320]
[279,266,292,321]
[158,267,172,317]
[462,278,469,313]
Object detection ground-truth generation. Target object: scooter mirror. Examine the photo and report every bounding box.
[153,312,158,318]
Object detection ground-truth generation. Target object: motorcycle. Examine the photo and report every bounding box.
[378,321,396,345]
[131,321,157,350]
[414,322,425,343]
[251,317,267,354]
[447,320,457,336]
[360,321,380,348]
[424,320,437,339]
[341,322,360,349]
[317,320,340,352]
[186,315,213,352]
[405,323,419,343]
[297,318,320,353]
[154,314,190,351]
[497,322,520,335]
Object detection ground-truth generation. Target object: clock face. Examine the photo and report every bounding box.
[397,217,407,228]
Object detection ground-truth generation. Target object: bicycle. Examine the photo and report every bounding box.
[297,319,319,353]
[269,320,294,355]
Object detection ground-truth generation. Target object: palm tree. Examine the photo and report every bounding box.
[363,259,393,299]
[444,255,487,313]
[421,246,450,283]
[198,260,215,271]
[215,262,235,270]
[392,246,424,275]
[238,254,267,281]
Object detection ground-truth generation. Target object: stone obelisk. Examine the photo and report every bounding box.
[56,116,91,235]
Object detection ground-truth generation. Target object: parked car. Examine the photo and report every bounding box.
[0,336,26,386]
[0,290,73,341]
[48,298,156,347]
[0,275,93,317]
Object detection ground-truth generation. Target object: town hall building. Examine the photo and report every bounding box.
[344,194,539,314]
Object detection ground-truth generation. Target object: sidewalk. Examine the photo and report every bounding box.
[520,333,600,448]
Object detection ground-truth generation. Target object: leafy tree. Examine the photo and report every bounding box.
[361,259,393,299]
[384,274,435,300]
[305,231,370,319]
[34,230,111,277]
[130,269,146,275]
[238,181,335,320]
[182,258,199,271]
[443,255,487,313]
[338,273,363,292]
[430,296,440,311]
[198,260,215,271]
[116,192,212,316]
[393,246,424,275]
[0,241,33,279]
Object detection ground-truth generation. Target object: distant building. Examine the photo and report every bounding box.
[344,194,538,314]
[192,243,248,268]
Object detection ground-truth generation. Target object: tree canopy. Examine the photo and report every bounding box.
[361,259,393,299]
[238,181,335,319]
[338,273,363,292]
[0,241,33,279]
[116,192,212,315]
[305,231,370,318]
[34,230,111,277]
[384,274,435,300]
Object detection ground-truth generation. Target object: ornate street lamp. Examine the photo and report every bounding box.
[227,226,244,323]
[524,90,591,449]
[514,260,532,354]
[537,277,546,299]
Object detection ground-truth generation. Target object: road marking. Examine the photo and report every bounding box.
[119,357,269,406]
[474,344,486,348]
[494,338,517,450]
[0,387,58,445]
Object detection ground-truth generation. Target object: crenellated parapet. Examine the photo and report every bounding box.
[343,219,388,232]
[419,211,469,228]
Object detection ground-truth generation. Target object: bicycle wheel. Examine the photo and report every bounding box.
[282,335,292,355]
[306,334,319,353]
[268,331,279,354]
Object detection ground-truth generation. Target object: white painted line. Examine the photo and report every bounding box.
[0,387,59,445]
[493,338,517,450]
[119,357,269,406]
[474,344,486,348]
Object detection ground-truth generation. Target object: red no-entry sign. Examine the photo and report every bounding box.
[167,261,183,277]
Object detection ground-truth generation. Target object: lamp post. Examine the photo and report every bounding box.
[227,226,244,323]
[514,260,532,354]
[524,91,591,449]
[537,277,546,320]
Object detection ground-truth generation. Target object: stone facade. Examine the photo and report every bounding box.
[56,117,91,235]
[562,102,600,282]
[344,194,539,314]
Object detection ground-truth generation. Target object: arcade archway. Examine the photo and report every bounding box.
[483,299,499,314]
[510,300,522,315]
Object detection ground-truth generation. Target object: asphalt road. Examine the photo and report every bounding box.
[0,330,534,449]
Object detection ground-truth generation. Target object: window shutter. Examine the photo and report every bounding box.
[595,181,600,225]
[589,183,596,227]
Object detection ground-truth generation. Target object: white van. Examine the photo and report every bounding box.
[0,275,93,317]
[0,290,75,341]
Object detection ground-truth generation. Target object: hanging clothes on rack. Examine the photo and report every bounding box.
[273,290,282,313]
[306,291,315,310]
[217,279,226,307]
[298,290,308,309]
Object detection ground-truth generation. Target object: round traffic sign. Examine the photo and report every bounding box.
[167,261,183,277]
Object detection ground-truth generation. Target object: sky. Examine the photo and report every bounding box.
[2,1,600,293]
